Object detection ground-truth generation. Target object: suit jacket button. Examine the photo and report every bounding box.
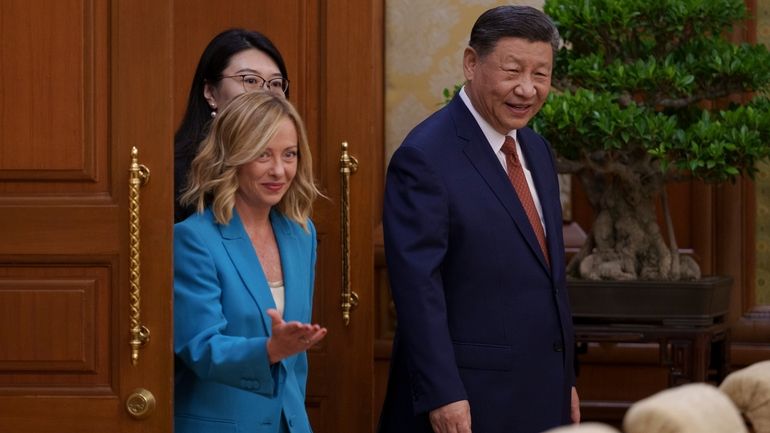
[553,341,564,352]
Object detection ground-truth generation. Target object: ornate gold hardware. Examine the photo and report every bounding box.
[339,142,359,326]
[126,388,156,419]
[129,147,151,365]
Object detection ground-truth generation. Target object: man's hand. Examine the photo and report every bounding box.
[571,386,581,424]
[429,400,471,433]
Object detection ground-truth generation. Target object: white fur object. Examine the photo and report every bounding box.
[623,383,748,433]
[720,360,770,433]
[540,422,620,433]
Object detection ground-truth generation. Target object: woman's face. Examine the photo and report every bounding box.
[204,48,284,113]
[235,116,298,212]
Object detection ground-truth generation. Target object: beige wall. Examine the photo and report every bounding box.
[385,0,544,163]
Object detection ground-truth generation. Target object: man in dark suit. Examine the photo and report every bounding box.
[378,6,579,433]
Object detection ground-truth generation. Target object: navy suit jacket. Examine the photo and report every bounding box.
[379,95,575,433]
[174,208,316,433]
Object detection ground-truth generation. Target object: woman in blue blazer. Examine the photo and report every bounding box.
[174,91,326,433]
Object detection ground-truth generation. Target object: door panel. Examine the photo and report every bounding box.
[173,2,382,432]
[315,1,382,431]
[0,266,111,385]
[0,0,173,431]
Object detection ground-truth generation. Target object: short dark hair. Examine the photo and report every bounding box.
[174,28,289,155]
[469,6,559,58]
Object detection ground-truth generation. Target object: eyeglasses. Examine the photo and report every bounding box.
[220,74,289,95]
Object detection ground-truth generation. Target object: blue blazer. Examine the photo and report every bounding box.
[379,95,575,433]
[174,207,316,433]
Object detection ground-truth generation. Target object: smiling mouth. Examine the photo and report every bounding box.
[262,183,284,191]
[507,102,531,111]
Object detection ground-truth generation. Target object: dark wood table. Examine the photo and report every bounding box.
[575,321,730,386]
[573,321,731,427]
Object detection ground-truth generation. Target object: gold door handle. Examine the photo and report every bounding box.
[126,388,156,419]
[339,142,359,326]
[128,147,151,365]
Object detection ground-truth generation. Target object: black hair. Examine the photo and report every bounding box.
[174,28,288,222]
[175,28,289,155]
[469,6,560,58]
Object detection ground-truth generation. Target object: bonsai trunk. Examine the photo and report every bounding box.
[567,171,701,281]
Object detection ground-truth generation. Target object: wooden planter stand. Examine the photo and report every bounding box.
[569,276,733,426]
[568,276,733,327]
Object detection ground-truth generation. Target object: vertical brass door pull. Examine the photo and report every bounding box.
[339,142,359,325]
[128,147,151,365]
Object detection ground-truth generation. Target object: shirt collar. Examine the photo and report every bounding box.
[459,86,517,152]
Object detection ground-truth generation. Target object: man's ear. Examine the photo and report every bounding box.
[463,47,478,81]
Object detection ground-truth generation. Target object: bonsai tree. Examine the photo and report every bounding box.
[532,0,770,281]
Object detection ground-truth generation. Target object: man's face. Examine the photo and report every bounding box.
[463,37,553,134]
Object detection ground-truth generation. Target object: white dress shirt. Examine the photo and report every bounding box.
[458,86,546,234]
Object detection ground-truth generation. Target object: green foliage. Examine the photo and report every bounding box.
[442,82,463,105]
[532,90,678,160]
[659,98,770,182]
[538,0,770,183]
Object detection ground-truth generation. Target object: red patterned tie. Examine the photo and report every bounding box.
[501,135,549,267]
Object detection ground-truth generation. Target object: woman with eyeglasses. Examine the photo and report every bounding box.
[175,28,291,223]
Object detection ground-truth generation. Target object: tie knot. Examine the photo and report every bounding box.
[501,136,519,166]
[501,135,517,155]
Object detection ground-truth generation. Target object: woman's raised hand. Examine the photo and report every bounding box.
[265,308,327,364]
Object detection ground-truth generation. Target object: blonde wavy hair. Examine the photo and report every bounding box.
[179,91,320,229]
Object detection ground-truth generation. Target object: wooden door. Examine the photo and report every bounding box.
[0,1,174,432]
[173,2,383,432]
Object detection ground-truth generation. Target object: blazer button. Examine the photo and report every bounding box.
[553,341,564,352]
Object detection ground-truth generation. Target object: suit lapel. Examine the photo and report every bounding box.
[449,97,551,274]
[220,209,276,334]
